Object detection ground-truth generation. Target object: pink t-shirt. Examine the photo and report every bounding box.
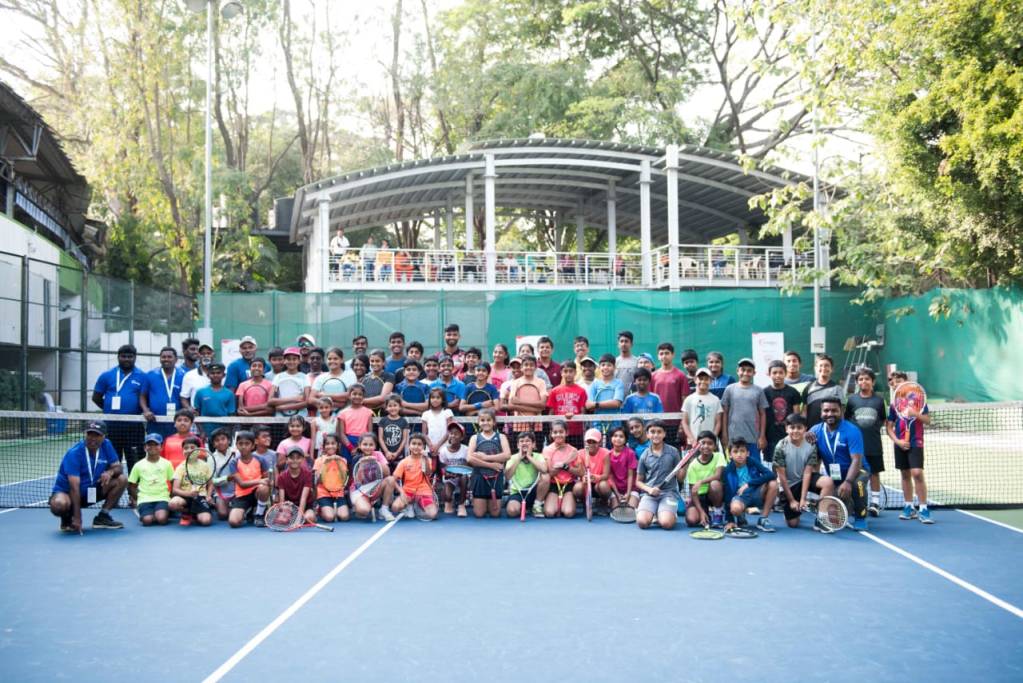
[651,367,690,414]
[338,406,374,437]
[608,446,638,493]
[276,436,312,459]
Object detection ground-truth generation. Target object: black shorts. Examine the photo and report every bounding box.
[188,497,212,516]
[782,473,824,520]
[470,469,505,499]
[894,446,924,470]
[865,453,885,474]
[230,492,257,511]
[317,495,349,509]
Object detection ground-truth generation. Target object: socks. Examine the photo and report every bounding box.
[255,501,267,515]
[870,492,880,504]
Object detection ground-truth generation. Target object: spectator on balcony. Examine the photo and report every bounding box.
[361,236,378,280]
[502,253,520,282]
[375,239,394,281]
[394,249,414,282]
[462,251,480,283]
[341,251,359,281]
[559,254,576,283]
[614,254,626,281]
[329,227,349,279]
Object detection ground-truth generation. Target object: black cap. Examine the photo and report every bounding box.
[84,420,107,436]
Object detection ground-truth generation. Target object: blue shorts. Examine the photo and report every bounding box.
[317,495,349,509]
[733,486,765,509]
[138,501,169,518]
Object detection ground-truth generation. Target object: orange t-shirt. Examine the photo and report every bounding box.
[313,456,349,499]
[162,433,204,471]
[577,446,609,478]
[233,455,268,497]
[393,456,433,497]
[543,442,577,486]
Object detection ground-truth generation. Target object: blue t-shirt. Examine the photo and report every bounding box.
[93,366,147,414]
[709,374,736,400]
[462,383,500,403]
[736,464,751,487]
[225,357,252,390]
[145,367,184,417]
[52,439,120,495]
[384,357,407,375]
[622,392,664,414]
[809,419,869,479]
[430,378,466,406]
[193,385,236,436]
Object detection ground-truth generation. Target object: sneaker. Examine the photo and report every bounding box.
[92,511,123,529]
[532,502,544,518]
[756,517,776,533]
[710,509,725,528]
[379,507,396,522]
[868,503,880,518]
[457,504,468,518]
[179,513,193,527]
[253,515,266,528]
[812,520,827,533]
[919,507,934,524]
[59,516,74,533]
[899,504,918,520]
[852,517,868,531]
[403,506,415,519]
[735,514,748,529]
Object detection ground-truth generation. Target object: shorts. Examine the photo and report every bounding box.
[781,474,824,520]
[230,492,258,511]
[51,483,111,508]
[470,470,505,499]
[638,492,679,516]
[187,497,212,516]
[894,446,924,470]
[350,488,382,507]
[317,495,349,509]
[865,454,885,475]
[732,486,765,510]
[507,488,538,507]
[137,501,169,517]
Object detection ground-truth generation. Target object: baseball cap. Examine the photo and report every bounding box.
[239,335,257,346]
[638,352,654,363]
[284,346,302,356]
[297,333,316,346]
[579,356,596,366]
[144,433,163,445]
[508,357,523,366]
[207,362,226,372]
[737,357,756,368]
[447,422,466,434]
[84,420,107,436]
[584,428,603,443]
[694,367,712,378]
[286,445,306,457]
[198,342,213,352]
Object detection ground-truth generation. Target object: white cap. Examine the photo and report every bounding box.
[239,335,257,346]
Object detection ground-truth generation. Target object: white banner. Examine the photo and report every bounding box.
[751,332,785,387]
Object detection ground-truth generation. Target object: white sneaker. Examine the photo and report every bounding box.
[403,506,415,519]
[379,507,395,522]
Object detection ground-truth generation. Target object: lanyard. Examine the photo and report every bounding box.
[115,369,131,395]
[163,369,176,398]
[821,426,841,461]
[84,447,99,485]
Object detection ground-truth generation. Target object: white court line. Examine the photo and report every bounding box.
[0,475,52,488]
[0,500,47,515]
[202,518,401,683]
[957,509,1023,535]
[861,531,1023,620]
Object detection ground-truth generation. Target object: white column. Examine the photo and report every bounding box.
[307,197,329,293]
[464,173,475,251]
[665,144,680,290]
[484,153,497,287]
[576,200,585,256]
[446,196,454,249]
[433,209,441,248]
[606,180,617,274]
[640,160,652,287]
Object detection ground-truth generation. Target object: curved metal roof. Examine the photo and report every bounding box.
[289,138,810,244]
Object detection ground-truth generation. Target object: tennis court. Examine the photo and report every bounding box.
[1,503,1021,682]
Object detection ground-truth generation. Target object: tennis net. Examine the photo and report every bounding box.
[0,402,1019,509]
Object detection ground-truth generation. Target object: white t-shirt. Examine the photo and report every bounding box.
[440,443,468,467]
[180,368,211,401]
[421,408,454,447]
[682,391,722,438]
[272,371,308,416]
[329,234,349,255]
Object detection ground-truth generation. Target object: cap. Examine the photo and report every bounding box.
[508,356,523,366]
[84,420,107,436]
[579,356,596,366]
[144,433,164,445]
[284,346,302,357]
[198,342,214,352]
[584,428,603,443]
[694,367,712,378]
[239,335,257,347]
[297,333,316,346]
[737,357,755,368]
[447,422,466,434]
[286,445,306,457]
[207,362,226,372]
[638,352,654,362]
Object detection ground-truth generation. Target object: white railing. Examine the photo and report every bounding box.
[328,245,815,290]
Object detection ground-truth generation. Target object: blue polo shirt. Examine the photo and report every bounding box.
[430,377,466,406]
[145,367,184,416]
[52,439,120,495]
[225,357,252,390]
[192,385,237,436]
[809,419,869,480]
[93,366,147,414]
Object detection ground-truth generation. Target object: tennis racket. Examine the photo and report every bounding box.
[610,502,636,523]
[548,444,577,514]
[690,526,725,540]
[465,388,491,413]
[892,381,927,441]
[362,375,384,399]
[515,457,540,522]
[594,385,616,435]
[584,448,593,522]
[242,382,271,414]
[725,526,758,539]
[318,455,349,499]
[320,376,347,403]
[652,446,699,492]
[352,455,385,503]
[442,463,472,507]
[474,435,504,502]
[264,501,333,532]
[401,384,426,413]
[211,450,236,502]
[513,382,542,428]
[184,448,212,500]
[814,494,849,533]
[276,375,305,416]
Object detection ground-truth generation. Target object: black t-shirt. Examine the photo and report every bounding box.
[802,380,844,427]
[763,384,802,446]
[378,416,408,452]
[845,393,886,458]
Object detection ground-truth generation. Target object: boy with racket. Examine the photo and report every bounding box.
[314,434,350,522]
[466,409,511,518]
[207,428,237,520]
[169,438,214,527]
[574,428,612,510]
[546,360,588,447]
[773,414,833,530]
[128,433,174,526]
[505,432,549,519]
[887,371,932,523]
[460,361,499,420]
[277,445,317,526]
[228,430,271,528]
[396,360,430,418]
[440,422,470,516]
[391,433,439,520]
[542,420,579,518]
[722,438,779,533]
[683,431,726,528]
[845,368,887,516]
[236,357,273,417]
[635,420,687,530]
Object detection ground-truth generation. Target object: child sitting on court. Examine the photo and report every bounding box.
[773,413,833,529]
[169,437,213,527]
[128,433,174,526]
[314,434,350,522]
[607,426,638,508]
[277,445,317,525]
[228,430,271,528]
[635,420,683,530]
[574,427,612,509]
[350,433,399,521]
[683,431,726,528]
[542,420,578,518]
[722,438,778,533]
[391,433,438,520]
[439,422,469,516]
[505,431,549,519]
[207,428,236,520]
[466,409,512,518]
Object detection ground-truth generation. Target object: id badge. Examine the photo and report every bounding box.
[111,396,122,411]
[828,463,842,480]
[87,487,97,504]
[167,403,177,416]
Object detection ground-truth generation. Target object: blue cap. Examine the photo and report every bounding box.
[143,433,164,445]
[638,352,654,362]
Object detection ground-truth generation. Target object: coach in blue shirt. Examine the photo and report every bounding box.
[49,420,126,532]
[92,344,148,473]
[145,346,184,437]
[226,335,257,390]
[809,397,871,529]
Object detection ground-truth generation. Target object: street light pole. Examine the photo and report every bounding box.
[203,0,213,332]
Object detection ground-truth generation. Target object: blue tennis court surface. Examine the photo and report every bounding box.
[2,509,1021,682]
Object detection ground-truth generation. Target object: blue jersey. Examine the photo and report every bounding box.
[145,367,184,417]
[622,392,663,414]
[193,385,237,436]
[430,378,466,406]
[94,366,147,414]
[52,439,120,495]
[384,357,407,375]
[809,419,868,480]
[709,374,736,400]
[225,357,252,390]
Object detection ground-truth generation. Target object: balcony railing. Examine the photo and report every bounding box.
[327,245,815,290]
